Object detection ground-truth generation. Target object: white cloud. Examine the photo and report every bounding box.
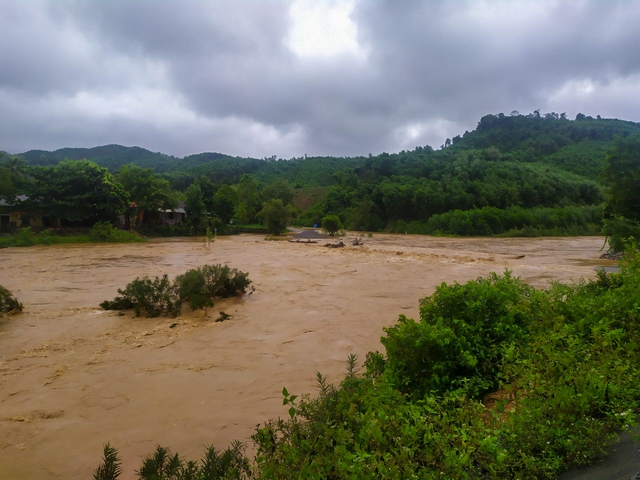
[286,0,366,60]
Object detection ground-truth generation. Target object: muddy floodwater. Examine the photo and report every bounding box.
[0,234,615,479]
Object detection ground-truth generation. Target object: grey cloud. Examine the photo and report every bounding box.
[1,0,640,159]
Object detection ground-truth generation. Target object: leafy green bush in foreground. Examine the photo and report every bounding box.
[0,285,23,317]
[100,264,253,317]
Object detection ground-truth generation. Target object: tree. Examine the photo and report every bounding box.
[322,214,343,236]
[116,165,176,227]
[27,160,127,224]
[602,136,640,251]
[258,199,291,235]
[212,185,237,225]
[602,135,640,221]
[236,174,260,224]
[184,182,207,233]
[261,179,294,206]
[0,153,27,200]
[0,166,16,200]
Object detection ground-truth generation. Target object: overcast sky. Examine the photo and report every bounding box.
[1,0,640,159]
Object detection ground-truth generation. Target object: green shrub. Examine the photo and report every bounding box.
[0,285,23,317]
[93,443,121,480]
[381,270,537,398]
[14,227,37,246]
[90,222,146,243]
[100,274,181,318]
[101,264,253,318]
[95,442,251,480]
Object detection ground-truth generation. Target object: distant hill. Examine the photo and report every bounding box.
[16,112,640,189]
[20,144,181,172]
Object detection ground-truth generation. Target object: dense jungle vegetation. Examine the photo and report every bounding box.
[2,111,640,243]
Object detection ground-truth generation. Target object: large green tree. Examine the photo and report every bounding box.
[27,160,127,224]
[236,174,260,224]
[261,179,294,206]
[602,136,640,251]
[116,164,175,227]
[212,184,237,224]
[602,135,640,221]
[258,199,291,235]
[184,182,207,232]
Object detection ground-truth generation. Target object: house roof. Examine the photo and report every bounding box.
[0,195,28,207]
[293,229,328,240]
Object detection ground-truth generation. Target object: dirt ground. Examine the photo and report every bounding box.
[0,233,622,479]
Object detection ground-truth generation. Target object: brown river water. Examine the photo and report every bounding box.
[0,234,617,479]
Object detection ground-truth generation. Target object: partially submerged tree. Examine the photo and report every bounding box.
[258,199,292,236]
[322,214,343,236]
[0,285,23,317]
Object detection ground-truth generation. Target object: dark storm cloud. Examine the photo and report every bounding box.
[1,0,640,158]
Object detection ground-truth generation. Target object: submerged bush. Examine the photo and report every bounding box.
[101,274,181,317]
[0,285,23,317]
[90,222,146,243]
[101,264,253,318]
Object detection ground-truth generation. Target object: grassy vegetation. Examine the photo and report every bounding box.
[94,248,640,479]
[0,223,146,248]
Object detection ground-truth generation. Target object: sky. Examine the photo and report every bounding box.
[1,0,640,159]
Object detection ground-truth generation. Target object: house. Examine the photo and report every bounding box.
[158,201,187,225]
[0,195,59,232]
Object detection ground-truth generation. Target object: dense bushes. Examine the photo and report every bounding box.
[381,271,536,398]
[89,221,146,243]
[0,285,22,317]
[394,204,603,236]
[100,264,253,317]
[0,224,145,248]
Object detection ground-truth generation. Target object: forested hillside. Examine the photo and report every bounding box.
[6,112,640,237]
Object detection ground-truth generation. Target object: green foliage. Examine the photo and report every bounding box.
[93,443,122,480]
[236,174,260,225]
[258,199,292,236]
[261,179,294,206]
[184,182,207,232]
[90,222,147,243]
[101,265,252,318]
[602,135,640,221]
[321,214,343,236]
[25,160,128,225]
[116,164,176,227]
[602,136,640,251]
[98,249,640,478]
[101,274,181,318]
[14,226,37,246]
[253,251,640,478]
[95,442,251,480]
[175,269,214,312]
[602,216,640,253]
[0,285,23,317]
[382,271,536,398]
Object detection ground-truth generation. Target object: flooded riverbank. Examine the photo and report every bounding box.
[0,234,615,479]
